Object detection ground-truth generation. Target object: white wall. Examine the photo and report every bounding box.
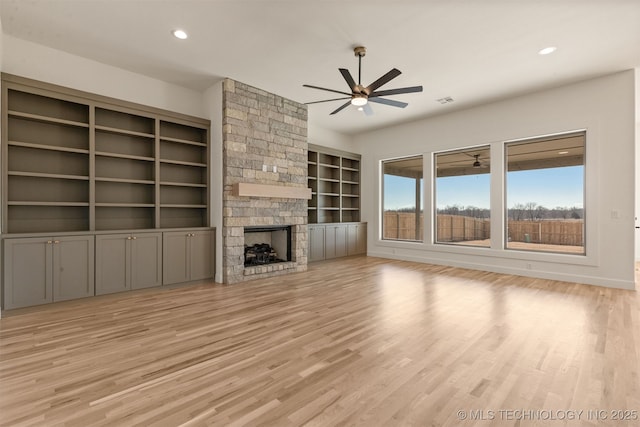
[635,68,640,261]
[2,35,204,117]
[202,81,224,283]
[354,71,636,290]
[308,122,356,152]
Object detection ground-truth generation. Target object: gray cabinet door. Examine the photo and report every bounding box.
[163,231,190,285]
[190,230,213,281]
[3,237,53,309]
[308,225,325,262]
[324,225,336,259]
[334,225,348,258]
[326,225,347,259]
[53,235,95,302]
[131,233,163,290]
[95,234,130,295]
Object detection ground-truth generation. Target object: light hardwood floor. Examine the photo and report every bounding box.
[1,256,639,426]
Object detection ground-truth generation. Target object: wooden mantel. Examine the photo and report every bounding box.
[232,183,312,199]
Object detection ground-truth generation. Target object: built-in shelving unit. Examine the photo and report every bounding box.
[2,74,215,310]
[2,74,210,234]
[307,144,361,223]
[159,121,208,229]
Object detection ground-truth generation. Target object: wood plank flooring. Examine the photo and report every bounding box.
[1,256,639,426]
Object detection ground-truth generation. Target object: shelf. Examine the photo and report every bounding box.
[95,203,155,208]
[160,136,207,147]
[343,180,359,185]
[160,158,207,168]
[308,161,317,165]
[342,166,359,172]
[318,178,340,183]
[8,110,89,128]
[95,151,155,162]
[95,177,154,185]
[307,176,317,180]
[8,201,89,207]
[232,183,312,200]
[95,124,154,139]
[342,194,360,197]
[319,207,340,211]
[8,140,89,155]
[319,163,340,169]
[8,171,89,181]
[160,181,207,188]
[318,192,339,196]
[160,204,207,209]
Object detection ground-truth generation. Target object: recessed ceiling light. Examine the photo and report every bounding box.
[558,151,569,155]
[172,29,188,40]
[538,46,557,55]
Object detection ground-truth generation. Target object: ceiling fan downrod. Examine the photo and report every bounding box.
[354,46,366,86]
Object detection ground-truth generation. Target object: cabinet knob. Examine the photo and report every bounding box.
[132,236,137,240]
[127,236,132,240]
[54,240,60,244]
[47,240,53,244]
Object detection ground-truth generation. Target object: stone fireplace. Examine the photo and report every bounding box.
[222,79,308,284]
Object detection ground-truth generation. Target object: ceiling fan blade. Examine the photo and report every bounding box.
[339,68,357,92]
[369,85,423,98]
[330,101,352,115]
[368,97,408,108]
[362,103,373,116]
[305,96,351,105]
[303,84,351,96]
[364,68,402,95]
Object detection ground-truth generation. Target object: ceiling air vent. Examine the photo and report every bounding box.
[436,97,454,104]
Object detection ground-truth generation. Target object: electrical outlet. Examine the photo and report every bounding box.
[262,164,267,172]
[273,166,277,173]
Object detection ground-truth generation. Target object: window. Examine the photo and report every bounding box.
[505,132,585,254]
[382,156,423,241]
[434,146,491,247]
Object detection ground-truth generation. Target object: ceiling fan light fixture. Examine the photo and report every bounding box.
[172,29,188,40]
[351,95,368,107]
[473,155,481,168]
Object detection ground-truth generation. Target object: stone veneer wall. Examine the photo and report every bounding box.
[222,79,308,284]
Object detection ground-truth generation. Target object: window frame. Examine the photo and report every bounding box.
[433,145,492,248]
[503,131,586,256]
[381,155,424,243]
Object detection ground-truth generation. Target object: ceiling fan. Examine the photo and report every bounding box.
[471,154,489,168]
[303,46,423,115]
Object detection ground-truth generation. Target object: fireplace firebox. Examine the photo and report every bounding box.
[243,226,292,267]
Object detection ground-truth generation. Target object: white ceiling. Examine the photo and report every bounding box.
[1,0,639,135]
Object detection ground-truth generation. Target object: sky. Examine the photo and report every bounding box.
[384,165,584,211]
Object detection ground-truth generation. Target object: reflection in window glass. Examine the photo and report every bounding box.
[506,132,585,254]
[435,147,491,247]
[382,156,423,241]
